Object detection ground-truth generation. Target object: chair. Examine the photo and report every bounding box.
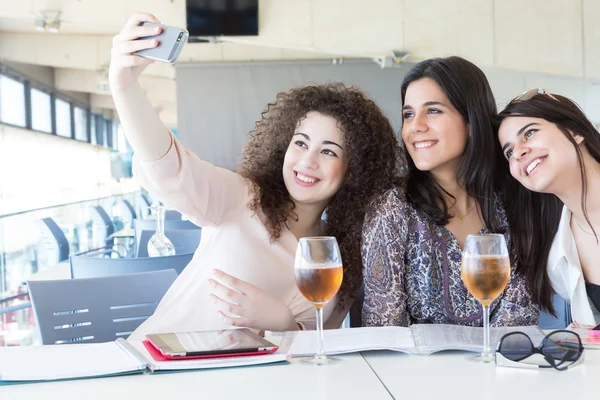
[136,229,202,257]
[165,210,183,220]
[27,269,177,344]
[349,283,364,328]
[538,294,572,329]
[69,252,194,279]
[90,205,115,246]
[37,217,70,264]
[120,199,137,226]
[136,192,151,219]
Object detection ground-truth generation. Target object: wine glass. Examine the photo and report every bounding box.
[294,237,344,366]
[460,234,511,363]
[147,205,175,257]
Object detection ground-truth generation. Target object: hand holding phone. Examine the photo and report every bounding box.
[109,13,164,90]
[133,22,188,63]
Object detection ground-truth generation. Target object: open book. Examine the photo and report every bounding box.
[0,338,288,385]
[279,324,546,356]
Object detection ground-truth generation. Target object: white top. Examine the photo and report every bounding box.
[128,136,341,341]
[548,205,600,325]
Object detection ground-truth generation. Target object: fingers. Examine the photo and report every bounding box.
[115,39,158,56]
[124,12,161,29]
[210,292,243,316]
[118,25,162,42]
[212,269,253,295]
[209,278,245,305]
[216,311,250,328]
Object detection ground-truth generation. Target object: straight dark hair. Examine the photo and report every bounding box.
[497,94,600,314]
[400,56,504,232]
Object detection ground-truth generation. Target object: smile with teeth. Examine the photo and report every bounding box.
[414,140,437,149]
[526,157,545,176]
[295,171,319,184]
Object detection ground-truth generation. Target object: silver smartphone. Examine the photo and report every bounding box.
[133,22,188,63]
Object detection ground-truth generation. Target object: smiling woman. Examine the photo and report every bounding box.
[497,91,600,326]
[110,12,404,338]
[362,56,540,328]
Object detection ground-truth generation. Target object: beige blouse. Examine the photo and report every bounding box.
[128,135,346,341]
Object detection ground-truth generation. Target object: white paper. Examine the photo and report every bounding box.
[282,326,415,356]
[0,341,145,382]
[413,324,547,355]
[281,325,546,356]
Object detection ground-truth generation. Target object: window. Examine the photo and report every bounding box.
[74,106,88,142]
[105,118,113,148]
[30,88,52,133]
[90,114,97,145]
[0,74,26,127]
[55,98,72,138]
[94,115,106,146]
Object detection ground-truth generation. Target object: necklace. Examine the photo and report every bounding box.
[574,217,596,236]
[452,203,477,223]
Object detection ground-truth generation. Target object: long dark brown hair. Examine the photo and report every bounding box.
[497,94,600,314]
[238,83,404,307]
[401,56,505,232]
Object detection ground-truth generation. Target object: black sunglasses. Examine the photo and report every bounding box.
[496,330,584,371]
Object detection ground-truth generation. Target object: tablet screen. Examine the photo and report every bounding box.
[146,329,277,357]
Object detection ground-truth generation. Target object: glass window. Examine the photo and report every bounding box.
[30,88,52,133]
[94,115,106,146]
[105,119,113,148]
[0,75,26,127]
[90,114,97,145]
[74,107,88,142]
[55,98,72,138]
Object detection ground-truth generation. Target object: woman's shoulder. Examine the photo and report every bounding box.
[365,185,413,223]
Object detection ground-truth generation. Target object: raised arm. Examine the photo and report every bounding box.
[109,13,247,226]
[109,13,171,162]
[361,190,411,327]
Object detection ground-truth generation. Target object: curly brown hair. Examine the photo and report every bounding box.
[238,82,404,309]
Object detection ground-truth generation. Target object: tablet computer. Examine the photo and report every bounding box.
[146,329,279,359]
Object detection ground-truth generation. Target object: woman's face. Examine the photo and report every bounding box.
[401,78,470,175]
[282,111,348,208]
[498,116,583,194]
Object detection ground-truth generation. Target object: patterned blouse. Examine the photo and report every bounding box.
[362,186,540,327]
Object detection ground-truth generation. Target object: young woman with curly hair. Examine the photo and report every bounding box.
[112,13,402,338]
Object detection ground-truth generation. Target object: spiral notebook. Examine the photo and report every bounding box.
[279,324,546,356]
[0,338,288,385]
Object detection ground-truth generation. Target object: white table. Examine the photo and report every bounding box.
[0,354,393,400]
[1,348,597,399]
[362,349,599,399]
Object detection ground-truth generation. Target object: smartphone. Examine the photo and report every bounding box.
[133,22,188,63]
[145,329,279,360]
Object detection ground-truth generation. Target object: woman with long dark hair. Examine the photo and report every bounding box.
[362,56,539,327]
[497,89,600,325]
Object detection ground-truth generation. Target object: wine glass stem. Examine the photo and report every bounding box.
[315,306,325,359]
[156,207,165,235]
[482,304,490,357]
